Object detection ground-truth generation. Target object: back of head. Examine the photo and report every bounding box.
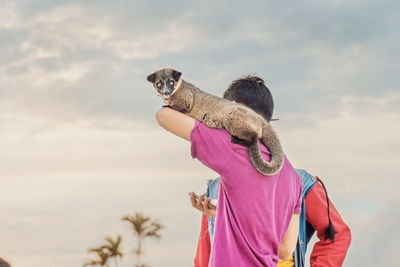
[0,258,11,267]
[223,75,274,122]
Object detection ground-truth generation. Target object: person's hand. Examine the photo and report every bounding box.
[190,192,216,217]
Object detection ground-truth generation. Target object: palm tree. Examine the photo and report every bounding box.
[122,212,164,267]
[84,246,110,267]
[104,235,123,267]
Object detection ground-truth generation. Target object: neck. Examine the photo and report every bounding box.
[171,78,183,97]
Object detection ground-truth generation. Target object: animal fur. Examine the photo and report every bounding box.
[147,68,284,175]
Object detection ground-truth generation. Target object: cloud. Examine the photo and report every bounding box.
[1,0,399,133]
[0,1,399,266]
[0,1,203,130]
[344,201,400,266]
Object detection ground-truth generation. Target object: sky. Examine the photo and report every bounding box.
[0,0,399,266]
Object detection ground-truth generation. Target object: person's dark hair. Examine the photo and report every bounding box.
[0,258,11,267]
[223,75,274,122]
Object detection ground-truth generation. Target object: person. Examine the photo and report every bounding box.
[0,258,11,267]
[191,172,351,267]
[189,76,351,267]
[156,75,303,266]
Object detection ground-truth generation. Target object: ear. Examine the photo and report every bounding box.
[147,73,156,83]
[172,70,182,82]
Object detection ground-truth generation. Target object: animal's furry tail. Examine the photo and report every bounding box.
[248,122,284,176]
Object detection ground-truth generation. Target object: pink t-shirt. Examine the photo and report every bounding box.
[190,120,302,267]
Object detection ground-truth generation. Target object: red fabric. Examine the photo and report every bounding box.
[194,214,211,267]
[305,181,352,267]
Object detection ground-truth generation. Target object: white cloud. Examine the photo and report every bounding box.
[0,2,21,29]
[279,92,400,171]
[25,3,199,60]
[0,1,399,266]
[108,23,198,60]
[309,43,386,93]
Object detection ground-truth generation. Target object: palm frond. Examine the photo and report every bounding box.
[122,211,165,266]
[103,235,124,259]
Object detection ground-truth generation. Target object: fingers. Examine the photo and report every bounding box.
[190,192,197,207]
[202,197,210,212]
[197,193,206,207]
[189,192,217,217]
[203,197,211,213]
[203,197,217,217]
[190,192,206,212]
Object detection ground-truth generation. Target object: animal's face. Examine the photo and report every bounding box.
[147,68,182,100]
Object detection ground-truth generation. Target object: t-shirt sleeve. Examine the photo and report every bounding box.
[293,177,303,214]
[190,120,233,174]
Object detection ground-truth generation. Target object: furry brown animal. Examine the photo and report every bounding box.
[147,68,284,175]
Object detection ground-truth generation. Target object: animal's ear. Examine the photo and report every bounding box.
[172,70,182,82]
[147,73,156,83]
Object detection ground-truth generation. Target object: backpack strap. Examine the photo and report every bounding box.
[316,176,337,242]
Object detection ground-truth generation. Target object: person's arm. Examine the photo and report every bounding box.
[278,214,300,260]
[155,107,195,141]
[305,182,352,267]
[157,107,233,174]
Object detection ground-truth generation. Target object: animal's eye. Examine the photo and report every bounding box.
[169,81,174,86]
[156,82,162,87]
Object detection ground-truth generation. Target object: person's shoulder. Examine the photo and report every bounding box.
[280,157,302,183]
[295,169,314,180]
[207,177,220,187]
[295,169,317,188]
